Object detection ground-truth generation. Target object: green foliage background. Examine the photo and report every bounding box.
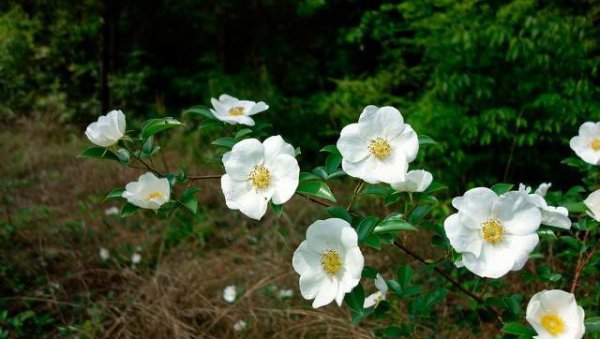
[1,0,599,189]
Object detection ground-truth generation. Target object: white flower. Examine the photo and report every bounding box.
[526,289,585,339]
[99,247,110,261]
[364,273,388,308]
[336,105,419,184]
[570,121,600,165]
[210,94,269,126]
[104,206,120,216]
[233,320,247,332]
[223,285,237,303]
[292,218,364,308]
[131,253,141,264]
[85,110,126,147]
[444,188,541,278]
[535,183,552,197]
[221,136,300,220]
[277,288,294,299]
[390,170,433,192]
[519,183,571,230]
[584,189,600,222]
[122,172,170,210]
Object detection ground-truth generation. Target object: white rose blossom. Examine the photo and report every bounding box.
[444,188,541,278]
[223,285,237,303]
[363,273,388,308]
[122,172,170,210]
[210,94,269,126]
[221,136,300,220]
[584,189,600,222]
[292,218,364,308]
[526,289,585,339]
[569,121,600,165]
[519,183,571,230]
[85,109,126,147]
[391,170,433,193]
[337,105,419,184]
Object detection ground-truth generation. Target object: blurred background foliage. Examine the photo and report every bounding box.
[1,0,599,190]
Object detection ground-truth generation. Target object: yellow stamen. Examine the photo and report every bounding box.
[228,107,245,116]
[591,138,600,151]
[146,192,163,200]
[369,138,391,160]
[540,314,565,335]
[321,250,342,275]
[481,218,504,245]
[249,166,271,190]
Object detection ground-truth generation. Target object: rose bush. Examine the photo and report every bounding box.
[79,99,600,338]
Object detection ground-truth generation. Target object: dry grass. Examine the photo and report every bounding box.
[1,118,509,338]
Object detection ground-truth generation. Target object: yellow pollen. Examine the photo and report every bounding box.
[481,218,504,245]
[146,192,163,200]
[321,250,342,275]
[540,314,565,335]
[249,166,271,190]
[369,138,391,160]
[591,139,600,151]
[228,107,245,116]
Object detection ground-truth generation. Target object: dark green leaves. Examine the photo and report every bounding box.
[121,202,140,217]
[296,172,336,202]
[103,188,125,201]
[78,147,120,162]
[185,106,216,120]
[140,117,182,139]
[491,183,514,195]
[178,187,200,214]
[585,317,600,333]
[501,322,536,337]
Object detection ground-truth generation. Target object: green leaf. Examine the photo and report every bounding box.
[141,117,183,139]
[211,137,236,149]
[585,316,600,333]
[374,219,417,234]
[362,234,381,250]
[562,201,586,213]
[502,322,535,336]
[185,106,216,120]
[299,172,322,182]
[296,181,336,202]
[361,185,394,197]
[320,145,340,155]
[491,183,514,195]
[325,153,342,175]
[270,201,283,217]
[121,203,140,217]
[234,128,253,141]
[396,265,413,289]
[178,187,200,214]
[142,136,154,155]
[116,148,131,163]
[78,147,120,162]
[357,216,379,241]
[418,135,437,146]
[326,206,352,223]
[362,266,377,279]
[104,188,125,201]
[344,284,365,314]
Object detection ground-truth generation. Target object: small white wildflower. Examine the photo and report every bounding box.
[233,320,247,332]
[277,288,294,299]
[131,253,141,264]
[223,285,237,303]
[99,247,110,261]
[104,206,120,216]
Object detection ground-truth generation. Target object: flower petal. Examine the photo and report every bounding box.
[444,213,483,257]
[222,139,265,180]
[492,191,541,235]
[337,123,370,163]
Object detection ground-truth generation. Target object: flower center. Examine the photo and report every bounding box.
[249,166,271,190]
[481,218,504,245]
[321,249,342,275]
[369,138,391,160]
[146,192,163,200]
[228,107,245,116]
[591,138,600,151]
[540,314,565,335]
